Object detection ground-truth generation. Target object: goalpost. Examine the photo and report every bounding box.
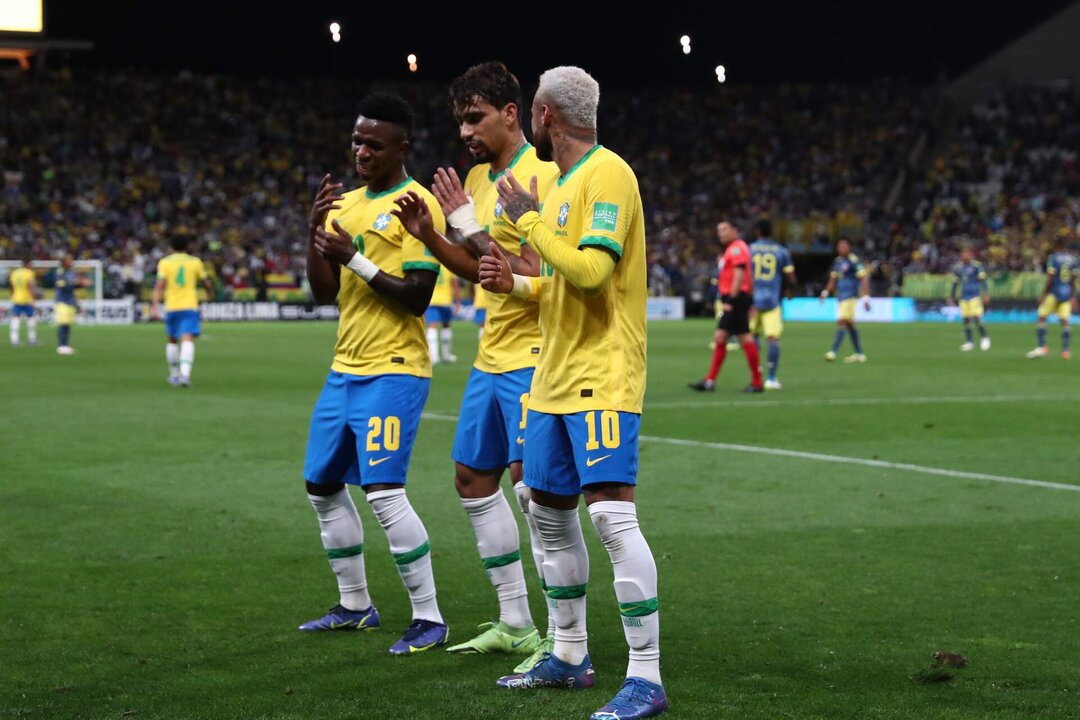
[0,259,104,323]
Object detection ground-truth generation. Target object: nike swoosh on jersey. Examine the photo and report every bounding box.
[585,455,612,467]
[368,456,392,467]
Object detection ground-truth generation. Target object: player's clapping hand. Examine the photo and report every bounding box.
[150,304,161,322]
[495,170,539,223]
[431,168,470,216]
[391,191,435,240]
[479,242,514,294]
[314,219,359,265]
[309,174,344,234]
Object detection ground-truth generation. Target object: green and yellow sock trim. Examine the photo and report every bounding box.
[482,550,522,570]
[326,543,364,560]
[618,597,659,617]
[546,583,588,600]
[393,540,431,566]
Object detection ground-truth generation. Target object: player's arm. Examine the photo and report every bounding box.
[151,277,166,321]
[724,262,749,311]
[1040,266,1056,302]
[313,218,437,316]
[819,272,837,301]
[858,265,871,309]
[783,266,797,299]
[497,170,618,296]
[307,174,345,305]
[202,276,216,304]
[949,273,959,304]
[979,269,989,305]
[479,242,542,301]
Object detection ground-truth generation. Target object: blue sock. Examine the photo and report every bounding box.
[849,326,863,355]
[58,325,70,347]
[1064,327,1071,352]
[1037,326,1047,348]
[977,323,988,338]
[831,329,845,353]
[964,326,973,344]
[767,340,780,381]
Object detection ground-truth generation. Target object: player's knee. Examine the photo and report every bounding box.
[305,480,344,496]
[588,500,639,547]
[453,463,501,498]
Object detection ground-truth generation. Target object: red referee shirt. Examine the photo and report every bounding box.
[718,239,752,296]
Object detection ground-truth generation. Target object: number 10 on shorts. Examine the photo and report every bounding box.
[584,410,621,451]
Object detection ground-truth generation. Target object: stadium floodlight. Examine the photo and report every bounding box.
[682,45,691,55]
[679,35,690,47]
[407,53,417,64]
[716,65,726,82]
[332,32,341,43]
[409,62,418,73]
[329,22,340,34]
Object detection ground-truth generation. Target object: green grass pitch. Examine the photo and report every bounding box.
[2,319,1079,719]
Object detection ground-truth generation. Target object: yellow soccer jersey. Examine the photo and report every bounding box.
[473,284,488,310]
[157,253,207,311]
[328,178,445,377]
[526,145,647,414]
[429,265,455,307]
[10,267,35,304]
[464,143,559,373]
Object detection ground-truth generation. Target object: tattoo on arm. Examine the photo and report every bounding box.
[502,190,537,221]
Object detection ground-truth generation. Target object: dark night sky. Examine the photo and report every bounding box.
[33,0,1076,86]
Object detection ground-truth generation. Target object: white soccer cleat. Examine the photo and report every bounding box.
[980,337,991,351]
[443,353,459,363]
[824,350,837,362]
[764,379,782,390]
[1026,347,1048,359]
[843,353,867,364]
[56,346,75,355]
[960,342,974,352]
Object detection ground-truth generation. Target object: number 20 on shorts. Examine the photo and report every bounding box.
[367,416,401,452]
[585,411,620,451]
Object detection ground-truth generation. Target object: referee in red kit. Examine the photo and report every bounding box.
[689,219,763,393]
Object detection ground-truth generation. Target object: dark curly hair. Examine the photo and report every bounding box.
[449,61,522,116]
[358,92,415,139]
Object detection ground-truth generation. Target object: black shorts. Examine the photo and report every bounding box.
[718,296,752,335]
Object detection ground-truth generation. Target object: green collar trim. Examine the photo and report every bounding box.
[488,143,532,182]
[365,176,412,199]
[557,145,602,187]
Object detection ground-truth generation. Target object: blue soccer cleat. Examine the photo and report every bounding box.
[590,677,669,719]
[496,653,595,690]
[388,619,449,655]
[298,603,380,632]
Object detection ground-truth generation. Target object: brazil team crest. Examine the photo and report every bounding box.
[558,202,570,227]
[373,213,392,231]
[494,200,504,218]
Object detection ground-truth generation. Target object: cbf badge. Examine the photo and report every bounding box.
[374,213,392,231]
[494,200,504,218]
[558,202,570,227]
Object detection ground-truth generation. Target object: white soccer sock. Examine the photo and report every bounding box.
[440,327,454,358]
[426,327,439,363]
[462,490,532,629]
[166,343,180,376]
[589,501,662,685]
[26,317,37,343]
[531,502,589,665]
[514,483,555,636]
[10,317,19,344]
[308,488,371,611]
[368,488,443,624]
[179,340,195,379]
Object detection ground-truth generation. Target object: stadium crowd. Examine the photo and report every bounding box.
[1,67,1076,301]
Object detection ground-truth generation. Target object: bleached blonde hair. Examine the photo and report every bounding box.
[537,66,599,130]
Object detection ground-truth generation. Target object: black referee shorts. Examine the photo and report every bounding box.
[718,295,752,336]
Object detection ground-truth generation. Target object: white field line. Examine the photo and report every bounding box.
[420,412,1080,493]
[644,394,1080,410]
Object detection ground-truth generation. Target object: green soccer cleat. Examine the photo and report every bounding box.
[513,633,555,673]
[445,621,541,655]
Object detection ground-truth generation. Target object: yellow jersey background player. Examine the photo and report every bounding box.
[479,66,668,719]
[299,92,451,655]
[152,236,214,386]
[8,256,38,347]
[391,61,559,665]
[426,264,461,364]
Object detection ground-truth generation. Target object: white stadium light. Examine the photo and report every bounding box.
[716,65,726,83]
[332,32,341,43]
[407,53,417,64]
[682,45,691,55]
[329,22,340,34]
[680,35,690,47]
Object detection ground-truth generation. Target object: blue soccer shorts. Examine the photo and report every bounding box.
[523,409,641,496]
[11,304,34,318]
[452,367,534,471]
[426,305,453,326]
[165,309,201,338]
[304,371,430,487]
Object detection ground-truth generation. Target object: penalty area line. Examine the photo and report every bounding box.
[421,412,1079,493]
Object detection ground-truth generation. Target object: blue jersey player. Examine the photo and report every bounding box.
[54,255,90,355]
[1027,234,1077,360]
[950,247,991,352]
[749,220,797,389]
[819,237,870,363]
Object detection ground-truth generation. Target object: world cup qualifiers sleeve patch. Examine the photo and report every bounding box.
[591,202,620,232]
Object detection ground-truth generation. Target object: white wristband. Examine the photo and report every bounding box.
[860,295,871,302]
[446,199,484,238]
[511,273,536,299]
[346,252,380,282]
